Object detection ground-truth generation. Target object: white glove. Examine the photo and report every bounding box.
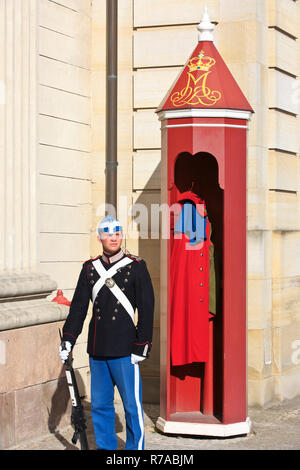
[131,353,145,365]
[59,341,72,363]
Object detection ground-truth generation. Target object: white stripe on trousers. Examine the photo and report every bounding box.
[134,363,144,450]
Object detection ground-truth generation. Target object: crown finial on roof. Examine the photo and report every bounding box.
[197,6,214,42]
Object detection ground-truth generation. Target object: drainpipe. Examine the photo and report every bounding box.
[105,0,118,217]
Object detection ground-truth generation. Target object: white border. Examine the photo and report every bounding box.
[157,108,252,121]
[134,363,144,450]
[156,417,252,437]
[162,123,248,130]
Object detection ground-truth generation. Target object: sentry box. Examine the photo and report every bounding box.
[156,9,254,437]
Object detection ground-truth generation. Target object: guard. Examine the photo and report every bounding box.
[59,216,155,450]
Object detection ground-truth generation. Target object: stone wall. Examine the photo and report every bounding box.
[37,0,92,399]
[0,321,69,449]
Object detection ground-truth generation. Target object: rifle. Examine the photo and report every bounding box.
[59,330,89,450]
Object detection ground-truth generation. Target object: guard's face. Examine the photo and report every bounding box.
[98,231,123,253]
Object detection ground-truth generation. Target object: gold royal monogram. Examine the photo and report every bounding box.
[170,50,222,107]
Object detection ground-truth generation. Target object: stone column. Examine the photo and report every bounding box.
[0,2,71,448]
[0,0,66,330]
[0,0,67,332]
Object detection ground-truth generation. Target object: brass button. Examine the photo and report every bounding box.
[112,316,116,320]
[91,266,95,270]
[126,271,130,275]
[114,308,118,313]
[116,301,120,305]
[97,315,101,320]
[90,272,94,276]
[124,278,128,283]
[96,308,100,312]
[90,280,94,284]
[121,287,125,291]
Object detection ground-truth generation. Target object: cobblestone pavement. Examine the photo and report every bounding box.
[10,395,300,451]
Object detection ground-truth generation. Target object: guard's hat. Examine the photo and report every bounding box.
[96,216,123,236]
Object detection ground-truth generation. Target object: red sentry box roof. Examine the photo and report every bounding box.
[157,40,254,113]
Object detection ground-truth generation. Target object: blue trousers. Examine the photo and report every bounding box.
[89,355,145,450]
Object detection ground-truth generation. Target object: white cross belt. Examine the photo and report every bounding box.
[91,257,135,324]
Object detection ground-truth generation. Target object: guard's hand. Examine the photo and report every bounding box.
[59,341,72,363]
[131,353,145,365]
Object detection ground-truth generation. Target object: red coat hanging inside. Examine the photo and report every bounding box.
[170,190,215,366]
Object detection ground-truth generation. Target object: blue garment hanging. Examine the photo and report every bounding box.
[174,201,207,245]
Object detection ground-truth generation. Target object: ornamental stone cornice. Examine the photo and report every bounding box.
[0,272,69,331]
[0,297,69,331]
[0,272,57,301]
